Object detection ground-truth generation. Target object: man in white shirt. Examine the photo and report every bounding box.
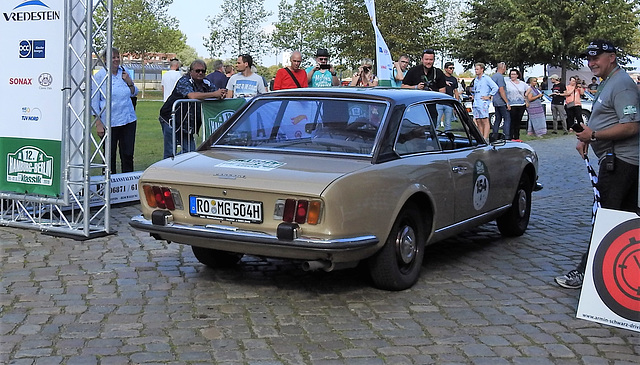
[161,59,181,101]
[226,54,266,98]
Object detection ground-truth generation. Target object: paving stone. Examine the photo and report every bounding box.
[1,136,638,364]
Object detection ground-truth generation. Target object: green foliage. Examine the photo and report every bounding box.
[112,0,186,56]
[204,0,272,60]
[272,0,435,67]
[454,0,640,76]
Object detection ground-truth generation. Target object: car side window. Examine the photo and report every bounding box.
[395,104,439,155]
[426,101,483,150]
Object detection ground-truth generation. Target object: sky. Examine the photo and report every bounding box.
[168,0,640,75]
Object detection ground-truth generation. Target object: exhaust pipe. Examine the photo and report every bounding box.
[302,260,333,272]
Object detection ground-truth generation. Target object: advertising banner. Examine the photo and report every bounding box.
[577,208,640,332]
[0,0,65,196]
[201,98,247,138]
[364,0,393,86]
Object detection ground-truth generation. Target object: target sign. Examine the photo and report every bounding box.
[592,218,640,322]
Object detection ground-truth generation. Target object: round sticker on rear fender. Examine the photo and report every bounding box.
[473,160,489,210]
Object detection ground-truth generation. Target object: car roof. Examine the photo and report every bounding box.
[262,87,457,105]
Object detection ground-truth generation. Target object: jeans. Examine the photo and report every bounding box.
[492,105,511,138]
[108,120,136,173]
[436,104,454,131]
[160,118,196,159]
[576,157,639,274]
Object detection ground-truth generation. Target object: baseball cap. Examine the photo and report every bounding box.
[580,40,617,57]
[549,74,560,80]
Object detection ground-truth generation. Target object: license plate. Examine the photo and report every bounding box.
[189,196,263,223]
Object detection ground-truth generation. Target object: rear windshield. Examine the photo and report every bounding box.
[214,98,389,156]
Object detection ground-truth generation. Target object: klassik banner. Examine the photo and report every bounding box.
[0,0,65,196]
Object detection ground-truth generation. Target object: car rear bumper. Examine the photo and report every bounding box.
[130,214,380,262]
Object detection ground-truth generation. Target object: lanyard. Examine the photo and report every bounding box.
[594,66,620,101]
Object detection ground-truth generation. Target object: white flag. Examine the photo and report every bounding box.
[364,0,394,86]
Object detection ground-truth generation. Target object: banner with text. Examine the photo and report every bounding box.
[201,98,247,138]
[0,0,65,195]
[364,0,393,86]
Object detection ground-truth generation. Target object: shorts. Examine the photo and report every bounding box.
[473,100,491,119]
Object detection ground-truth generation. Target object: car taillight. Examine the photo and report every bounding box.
[275,198,321,225]
[142,184,182,211]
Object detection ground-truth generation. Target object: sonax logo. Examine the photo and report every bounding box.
[7,146,54,186]
[3,1,60,22]
[19,39,45,58]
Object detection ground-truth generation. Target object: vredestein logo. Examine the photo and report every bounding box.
[7,146,53,186]
[3,1,60,22]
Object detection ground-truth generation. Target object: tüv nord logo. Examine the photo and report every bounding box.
[4,1,61,22]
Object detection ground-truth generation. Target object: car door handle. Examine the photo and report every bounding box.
[452,166,468,173]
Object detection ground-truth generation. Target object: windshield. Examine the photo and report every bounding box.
[214,98,388,156]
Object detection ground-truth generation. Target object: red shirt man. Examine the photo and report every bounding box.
[273,51,308,90]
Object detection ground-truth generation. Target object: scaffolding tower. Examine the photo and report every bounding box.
[0,0,113,239]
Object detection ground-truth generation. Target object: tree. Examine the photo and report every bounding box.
[204,0,272,60]
[112,0,186,96]
[329,0,436,67]
[453,0,640,79]
[270,0,334,63]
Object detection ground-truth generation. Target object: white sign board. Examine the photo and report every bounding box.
[577,208,640,332]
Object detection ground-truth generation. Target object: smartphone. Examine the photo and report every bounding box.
[319,64,331,69]
[571,123,583,132]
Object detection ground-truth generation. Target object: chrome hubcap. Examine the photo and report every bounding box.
[517,189,527,218]
[396,225,416,264]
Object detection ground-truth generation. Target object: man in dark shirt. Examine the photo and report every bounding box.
[549,74,568,134]
[401,49,446,92]
[587,77,599,93]
[205,60,229,90]
[160,59,226,158]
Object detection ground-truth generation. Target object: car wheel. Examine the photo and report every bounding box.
[191,246,242,268]
[496,172,532,237]
[581,110,591,123]
[368,203,425,291]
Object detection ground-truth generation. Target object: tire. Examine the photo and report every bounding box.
[368,203,425,291]
[191,246,242,268]
[581,110,591,123]
[496,172,532,237]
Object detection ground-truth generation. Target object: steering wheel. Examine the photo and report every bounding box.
[347,120,378,131]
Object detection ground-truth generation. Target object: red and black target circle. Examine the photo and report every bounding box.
[592,218,640,322]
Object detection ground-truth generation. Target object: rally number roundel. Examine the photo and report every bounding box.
[592,218,640,322]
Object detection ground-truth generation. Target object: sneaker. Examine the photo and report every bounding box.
[552,131,557,134]
[555,270,584,289]
[563,131,569,135]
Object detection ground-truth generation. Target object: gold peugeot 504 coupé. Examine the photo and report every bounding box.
[130,88,540,290]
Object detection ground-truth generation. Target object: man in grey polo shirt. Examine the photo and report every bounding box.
[555,40,639,289]
[491,62,510,139]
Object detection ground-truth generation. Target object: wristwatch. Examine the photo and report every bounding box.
[590,131,597,141]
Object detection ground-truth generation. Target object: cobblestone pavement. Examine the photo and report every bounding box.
[1,135,639,365]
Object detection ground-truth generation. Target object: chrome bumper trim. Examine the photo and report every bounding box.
[129,215,379,250]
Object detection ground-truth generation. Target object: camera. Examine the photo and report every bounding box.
[363,66,371,72]
[319,64,331,69]
[420,76,435,90]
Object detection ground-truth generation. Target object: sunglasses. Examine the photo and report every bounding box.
[192,69,206,74]
[318,57,328,61]
[447,66,454,69]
